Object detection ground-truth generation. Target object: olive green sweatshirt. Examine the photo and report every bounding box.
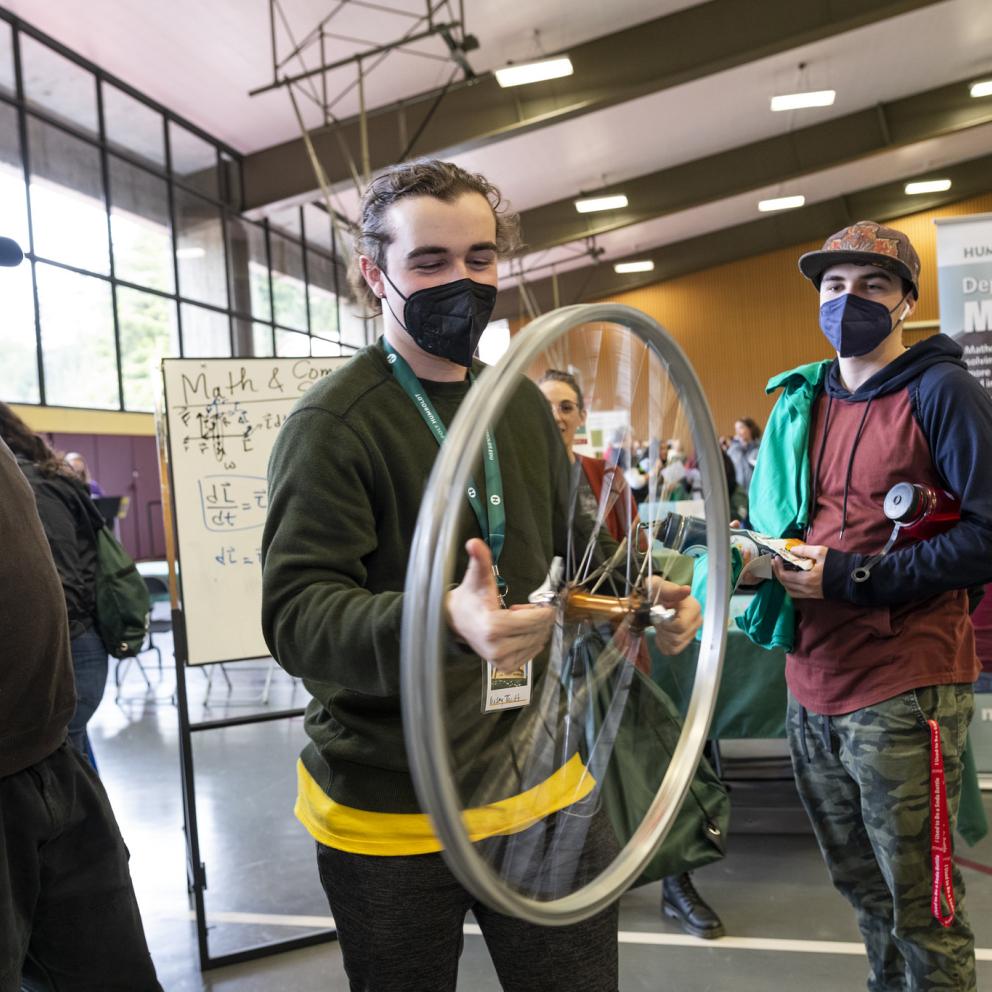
[261,339,585,816]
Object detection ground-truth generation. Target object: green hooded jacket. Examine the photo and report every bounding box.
[735,359,832,650]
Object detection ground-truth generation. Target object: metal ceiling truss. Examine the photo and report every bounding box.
[242,0,944,209]
[250,0,476,192]
[250,0,474,102]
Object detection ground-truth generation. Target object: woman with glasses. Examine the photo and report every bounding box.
[537,368,726,941]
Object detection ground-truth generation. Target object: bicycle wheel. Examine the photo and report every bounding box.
[402,303,730,926]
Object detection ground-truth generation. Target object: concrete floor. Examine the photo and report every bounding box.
[90,642,992,991]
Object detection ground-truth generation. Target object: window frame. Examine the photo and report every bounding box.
[0,10,367,413]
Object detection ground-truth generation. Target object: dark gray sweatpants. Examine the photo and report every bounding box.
[316,821,619,992]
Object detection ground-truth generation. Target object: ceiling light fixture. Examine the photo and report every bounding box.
[905,179,952,194]
[970,80,992,98]
[614,260,655,274]
[495,57,573,88]
[770,89,836,112]
[574,194,628,214]
[757,195,806,212]
[175,246,206,259]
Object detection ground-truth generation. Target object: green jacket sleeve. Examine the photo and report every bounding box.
[689,546,743,640]
[734,582,796,651]
[261,406,404,693]
[735,359,830,651]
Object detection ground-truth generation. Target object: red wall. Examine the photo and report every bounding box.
[48,432,165,561]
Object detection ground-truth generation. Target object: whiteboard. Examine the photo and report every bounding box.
[161,356,350,665]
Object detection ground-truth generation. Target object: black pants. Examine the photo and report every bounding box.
[316,837,619,992]
[0,743,161,992]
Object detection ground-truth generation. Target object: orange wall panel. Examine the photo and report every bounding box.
[516,191,992,444]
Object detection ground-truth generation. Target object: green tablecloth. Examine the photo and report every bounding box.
[650,618,988,846]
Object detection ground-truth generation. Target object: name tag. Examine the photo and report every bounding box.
[482,661,532,713]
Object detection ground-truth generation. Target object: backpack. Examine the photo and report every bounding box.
[74,493,150,658]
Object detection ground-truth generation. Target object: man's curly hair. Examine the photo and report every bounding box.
[349,159,521,314]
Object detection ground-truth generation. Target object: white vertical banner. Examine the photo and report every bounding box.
[935,212,992,395]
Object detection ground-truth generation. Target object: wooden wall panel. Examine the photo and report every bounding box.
[527,325,694,446]
[519,190,992,446]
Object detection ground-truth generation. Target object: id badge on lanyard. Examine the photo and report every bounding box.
[483,661,533,713]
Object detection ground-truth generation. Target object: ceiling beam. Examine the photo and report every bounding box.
[513,74,992,255]
[490,151,992,320]
[241,0,944,209]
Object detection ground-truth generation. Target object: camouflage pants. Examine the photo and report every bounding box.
[786,685,976,992]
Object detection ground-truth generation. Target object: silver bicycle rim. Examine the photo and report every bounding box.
[401,303,730,926]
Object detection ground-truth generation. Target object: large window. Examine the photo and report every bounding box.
[0,12,369,413]
[174,187,227,309]
[0,102,28,256]
[28,117,109,274]
[36,264,118,408]
[109,156,174,293]
[0,261,39,403]
[227,216,271,322]
[20,33,98,137]
[0,20,14,98]
[103,83,165,169]
[117,287,179,411]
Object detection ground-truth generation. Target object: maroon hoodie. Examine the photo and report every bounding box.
[787,336,992,714]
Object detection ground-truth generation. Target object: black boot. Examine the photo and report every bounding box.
[661,873,725,939]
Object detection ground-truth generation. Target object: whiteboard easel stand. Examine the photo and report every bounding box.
[157,397,337,971]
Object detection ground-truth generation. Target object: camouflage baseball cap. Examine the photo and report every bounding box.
[798,220,920,298]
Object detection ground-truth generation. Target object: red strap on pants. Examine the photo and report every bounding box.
[929,719,955,928]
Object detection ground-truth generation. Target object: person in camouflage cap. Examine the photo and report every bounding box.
[751,220,992,990]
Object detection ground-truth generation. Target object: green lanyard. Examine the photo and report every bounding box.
[383,341,507,594]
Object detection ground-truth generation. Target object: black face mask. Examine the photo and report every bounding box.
[381,270,497,367]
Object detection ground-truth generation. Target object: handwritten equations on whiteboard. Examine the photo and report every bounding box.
[161,357,349,665]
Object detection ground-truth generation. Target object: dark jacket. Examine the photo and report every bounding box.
[818,335,992,605]
[789,335,992,713]
[18,459,98,639]
[0,440,75,777]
